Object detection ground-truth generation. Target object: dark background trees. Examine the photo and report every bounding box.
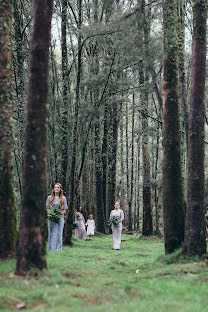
[1,0,207,265]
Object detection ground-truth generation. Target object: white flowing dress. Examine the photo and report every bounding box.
[110,209,124,250]
[86,219,95,235]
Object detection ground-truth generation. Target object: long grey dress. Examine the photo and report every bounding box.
[46,195,68,251]
[75,214,86,239]
[110,209,124,250]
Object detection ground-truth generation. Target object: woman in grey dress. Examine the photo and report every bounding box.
[75,206,86,239]
[110,201,124,250]
[46,183,68,251]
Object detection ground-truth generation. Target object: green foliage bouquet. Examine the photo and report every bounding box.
[108,216,120,227]
[73,221,78,229]
[47,205,63,223]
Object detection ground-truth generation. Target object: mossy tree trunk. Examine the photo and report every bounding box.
[0,0,17,260]
[182,0,207,257]
[162,0,185,254]
[16,0,53,275]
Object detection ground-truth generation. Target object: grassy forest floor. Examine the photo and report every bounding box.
[0,234,208,312]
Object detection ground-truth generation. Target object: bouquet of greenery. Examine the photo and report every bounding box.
[108,216,120,227]
[73,221,78,229]
[47,205,63,223]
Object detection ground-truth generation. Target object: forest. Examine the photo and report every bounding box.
[0,0,208,311]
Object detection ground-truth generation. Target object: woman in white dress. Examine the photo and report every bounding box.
[86,214,95,239]
[110,201,124,250]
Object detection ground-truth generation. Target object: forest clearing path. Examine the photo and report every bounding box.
[0,234,208,312]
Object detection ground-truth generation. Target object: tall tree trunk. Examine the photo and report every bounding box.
[91,0,105,233]
[0,0,17,260]
[136,136,141,231]
[102,100,108,224]
[154,122,160,235]
[138,0,153,236]
[129,94,135,231]
[182,0,207,256]
[16,0,53,275]
[125,102,130,225]
[178,0,188,147]
[64,0,82,245]
[94,116,105,233]
[178,0,188,199]
[49,48,58,183]
[162,0,185,254]
[61,0,69,192]
[119,104,125,213]
[13,0,25,164]
[107,99,119,224]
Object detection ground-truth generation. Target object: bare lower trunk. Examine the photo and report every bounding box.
[183,0,207,256]
[0,0,17,259]
[16,0,53,275]
[162,0,185,254]
[129,94,135,231]
[61,0,69,192]
[107,100,119,224]
[64,0,82,245]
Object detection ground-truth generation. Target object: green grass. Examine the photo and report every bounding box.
[0,235,208,312]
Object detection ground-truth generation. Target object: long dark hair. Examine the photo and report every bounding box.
[77,206,85,218]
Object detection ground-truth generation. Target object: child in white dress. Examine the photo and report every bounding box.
[86,214,95,239]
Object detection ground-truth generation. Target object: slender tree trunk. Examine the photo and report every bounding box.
[50,48,58,182]
[183,0,207,256]
[107,99,119,223]
[0,0,17,260]
[162,0,185,254]
[93,0,105,233]
[16,0,53,275]
[136,136,141,231]
[94,117,105,233]
[125,102,130,225]
[64,0,82,245]
[61,0,69,192]
[13,0,25,163]
[82,165,90,218]
[129,94,135,231]
[178,0,188,199]
[102,100,108,224]
[151,69,163,110]
[154,123,160,235]
[119,105,125,213]
[178,0,188,147]
[141,85,152,236]
[138,0,153,236]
